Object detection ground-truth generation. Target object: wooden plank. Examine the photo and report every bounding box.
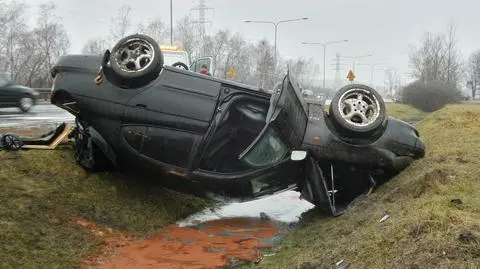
[21,125,74,150]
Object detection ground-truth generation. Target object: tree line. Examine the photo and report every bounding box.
[0,1,69,88]
[403,23,479,111]
[83,3,321,92]
[1,0,478,107]
[0,1,319,91]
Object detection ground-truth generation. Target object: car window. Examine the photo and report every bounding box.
[241,126,289,168]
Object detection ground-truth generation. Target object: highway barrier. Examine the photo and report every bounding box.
[34,88,51,103]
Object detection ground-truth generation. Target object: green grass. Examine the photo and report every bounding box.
[250,104,480,269]
[0,143,212,269]
[386,103,426,123]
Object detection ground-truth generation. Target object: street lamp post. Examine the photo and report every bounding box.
[358,61,389,86]
[302,40,348,89]
[244,17,309,67]
[170,0,173,45]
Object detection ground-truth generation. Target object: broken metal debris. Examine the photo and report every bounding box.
[450,198,463,205]
[0,122,73,151]
[379,214,390,223]
[0,134,23,151]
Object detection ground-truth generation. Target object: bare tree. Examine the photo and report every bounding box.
[443,23,463,86]
[1,1,28,75]
[204,30,230,76]
[251,39,276,90]
[109,4,132,42]
[82,38,109,55]
[285,57,319,88]
[138,18,168,44]
[35,1,70,85]
[222,32,253,82]
[467,50,480,99]
[16,30,44,87]
[409,23,463,88]
[173,16,198,62]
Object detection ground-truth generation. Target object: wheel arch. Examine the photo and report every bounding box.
[87,126,118,166]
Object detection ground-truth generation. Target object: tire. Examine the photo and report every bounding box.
[329,84,386,136]
[108,34,164,86]
[19,96,34,113]
[172,62,189,70]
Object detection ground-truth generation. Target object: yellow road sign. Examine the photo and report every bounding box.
[227,67,237,79]
[347,70,356,81]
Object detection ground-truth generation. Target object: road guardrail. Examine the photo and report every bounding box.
[34,88,51,102]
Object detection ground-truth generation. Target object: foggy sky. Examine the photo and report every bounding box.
[26,0,480,87]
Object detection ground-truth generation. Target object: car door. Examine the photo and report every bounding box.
[121,67,222,171]
[0,77,16,106]
[190,57,214,75]
[223,69,309,196]
[238,69,309,164]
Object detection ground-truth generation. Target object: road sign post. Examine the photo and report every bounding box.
[227,67,237,79]
[347,70,356,83]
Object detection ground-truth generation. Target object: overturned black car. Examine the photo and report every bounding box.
[50,34,425,216]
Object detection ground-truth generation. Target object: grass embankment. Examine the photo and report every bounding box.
[254,104,480,269]
[386,103,426,123]
[0,142,211,269]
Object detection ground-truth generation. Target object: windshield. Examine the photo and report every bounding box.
[242,127,289,168]
[162,51,189,66]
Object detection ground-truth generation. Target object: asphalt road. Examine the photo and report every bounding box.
[0,104,74,128]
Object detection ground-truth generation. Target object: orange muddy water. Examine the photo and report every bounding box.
[87,218,284,269]
[80,191,313,269]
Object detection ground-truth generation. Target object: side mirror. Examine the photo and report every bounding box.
[291,150,307,161]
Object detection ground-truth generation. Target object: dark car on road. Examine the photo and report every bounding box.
[50,34,425,216]
[0,73,39,113]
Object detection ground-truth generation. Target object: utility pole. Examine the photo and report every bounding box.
[355,62,388,87]
[190,0,214,56]
[301,40,348,89]
[170,0,173,45]
[334,53,342,89]
[470,60,478,99]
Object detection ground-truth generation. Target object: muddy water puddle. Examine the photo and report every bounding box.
[88,191,314,269]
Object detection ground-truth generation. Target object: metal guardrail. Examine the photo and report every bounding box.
[34,88,51,102]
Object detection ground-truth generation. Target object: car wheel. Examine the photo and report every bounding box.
[1,134,23,150]
[172,62,189,70]
[18,96,34,113]
[329,84,386,136]
[108,34,164,86]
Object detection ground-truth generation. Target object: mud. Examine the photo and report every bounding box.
[87,218,286,269]
[80,191,314,269]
